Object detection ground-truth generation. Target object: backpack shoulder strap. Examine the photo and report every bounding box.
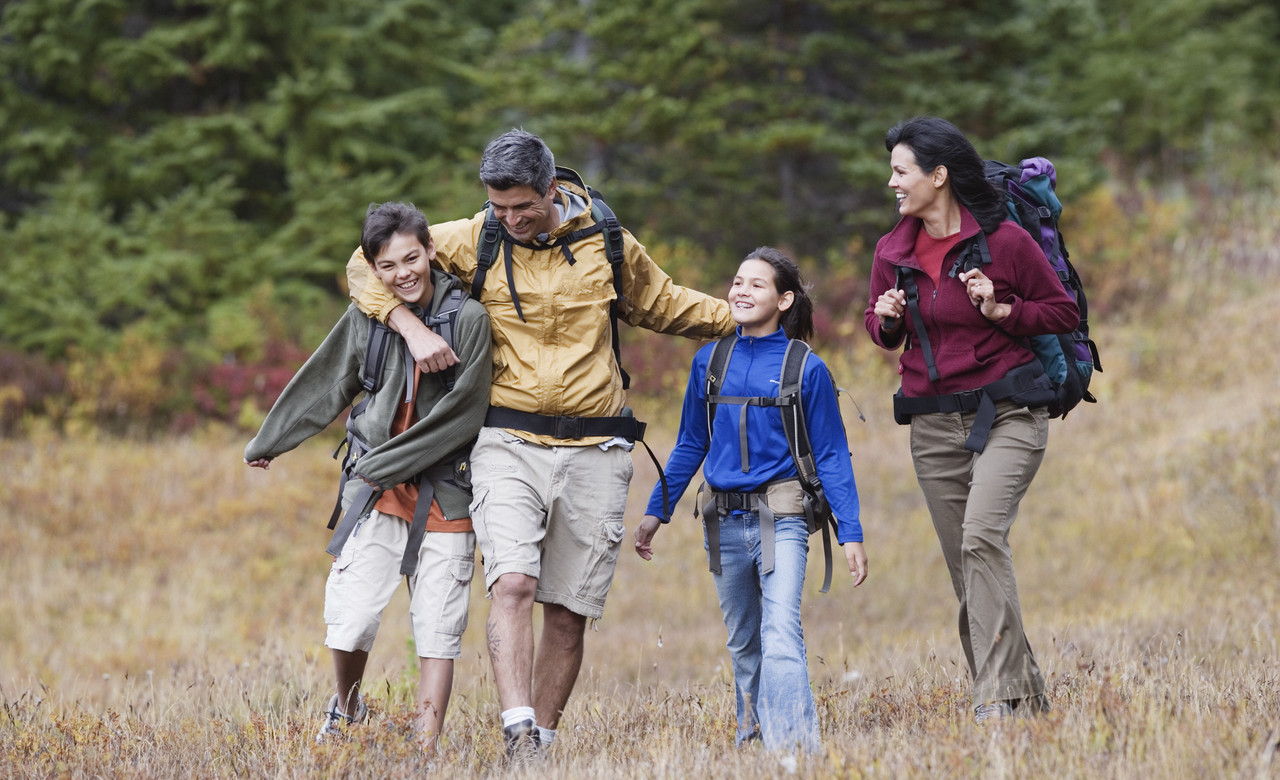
[426,285,468,391]
[472,206,502,301]
[581,189,630,388]
[704,335,737,442]
[779,338,836,593]
[894,266,940,383]
[362,319,394,395]
[778,340,816,492]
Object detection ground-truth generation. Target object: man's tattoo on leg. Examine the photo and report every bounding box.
[486,615,502,661]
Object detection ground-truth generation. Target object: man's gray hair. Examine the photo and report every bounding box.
[479,129,556,194]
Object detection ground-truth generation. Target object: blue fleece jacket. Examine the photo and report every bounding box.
[645,327,863,543]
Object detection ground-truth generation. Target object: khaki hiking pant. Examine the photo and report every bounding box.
[910,400,1049,710]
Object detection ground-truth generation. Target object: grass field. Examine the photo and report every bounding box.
[3,219,1280,778]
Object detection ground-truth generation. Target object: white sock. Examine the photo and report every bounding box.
[539,727,557,747]
[501,706,537,729]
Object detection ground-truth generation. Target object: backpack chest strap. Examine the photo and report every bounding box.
[706,393,797,473]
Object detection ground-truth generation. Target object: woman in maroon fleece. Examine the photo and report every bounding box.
[864,117,1079,725]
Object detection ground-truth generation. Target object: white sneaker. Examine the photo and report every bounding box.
[502,718,542,765]
[973,700,1014,725]
[316,693,368,743]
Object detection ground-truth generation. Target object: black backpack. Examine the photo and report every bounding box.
[702,335,850,593]
[324,283,470,575]
[471,166,632,387]
[469,172,673,513]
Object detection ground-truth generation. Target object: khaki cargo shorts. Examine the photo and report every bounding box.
[323,509,475,659]
[468,427,634,619]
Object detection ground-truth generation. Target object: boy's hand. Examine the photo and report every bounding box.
[245,458,272,469]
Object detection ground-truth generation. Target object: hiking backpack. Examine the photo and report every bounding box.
[469,169,672,513]
[325,285,470,572]
[703,335,848,593]
[898,157,1102,419]
[982,157,1101,417]
[471,165,632,387]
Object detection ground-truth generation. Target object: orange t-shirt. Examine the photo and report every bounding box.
[372,365,473,533]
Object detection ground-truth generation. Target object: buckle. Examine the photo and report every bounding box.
[551,416,583,439]
[717,492,754,512]
[949,390,982,412]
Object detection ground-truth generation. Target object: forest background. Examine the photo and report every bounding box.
[2,1,1280,778]
[2,0,1279,432]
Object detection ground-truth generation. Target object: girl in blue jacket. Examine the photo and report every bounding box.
[634,247,867,754]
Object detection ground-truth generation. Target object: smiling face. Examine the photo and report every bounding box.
[888,143,943,219]
[485,181,560,242]
[371,232,435,305]
[728,258,794,338]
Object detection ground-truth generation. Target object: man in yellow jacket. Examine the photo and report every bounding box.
[347,129,733,760]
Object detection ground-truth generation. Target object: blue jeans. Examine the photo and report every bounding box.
[707,511,819,753]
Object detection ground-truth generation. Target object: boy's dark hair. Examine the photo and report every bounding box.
[744,246,815,343]
[362,202,432,264]
[885,116,1005,233]
[479,129,556,194]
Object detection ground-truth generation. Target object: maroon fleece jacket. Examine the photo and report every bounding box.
[863,207,1080,398]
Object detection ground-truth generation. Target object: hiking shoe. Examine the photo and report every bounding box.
[973,700,1014,725]
[503,718,542,764]
[316,693,368,743]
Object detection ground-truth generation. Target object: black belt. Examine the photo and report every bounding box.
[893,363,1053,453]
[484,405,670,520]
[484,406,646,441]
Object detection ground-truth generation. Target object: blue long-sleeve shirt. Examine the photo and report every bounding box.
[645,327,863,543]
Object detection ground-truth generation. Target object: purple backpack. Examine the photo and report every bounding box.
[984,157,1103,418]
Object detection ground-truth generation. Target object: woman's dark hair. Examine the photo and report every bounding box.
[744,246,814,342]
[885,116,1005,233]
[362,202,431,263]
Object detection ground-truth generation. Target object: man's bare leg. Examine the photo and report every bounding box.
[533,603,587,730]
[486,572,538,710]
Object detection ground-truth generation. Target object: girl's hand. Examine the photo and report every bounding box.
[843,541,867,587]
[634,515,663,561]
[874,289,907,330]
[959,268,1010,322]
[244,457,272,469]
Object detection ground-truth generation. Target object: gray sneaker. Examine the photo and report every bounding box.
[973,700,1014,725]
[503,718,542,764]
[316,693,368,743]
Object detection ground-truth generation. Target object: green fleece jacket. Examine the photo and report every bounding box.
[244,269,491,519]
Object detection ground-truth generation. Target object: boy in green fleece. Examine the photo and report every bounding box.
[244,202,491,755]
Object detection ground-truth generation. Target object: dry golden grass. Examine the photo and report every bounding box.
[3,195,1280,778]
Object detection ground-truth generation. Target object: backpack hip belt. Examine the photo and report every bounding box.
[891,361,1053,453]
[483,406,646,441]
[696,477,833,593]
[324,474,438,578]
[483,406,671,521]
[325,435,461,578]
